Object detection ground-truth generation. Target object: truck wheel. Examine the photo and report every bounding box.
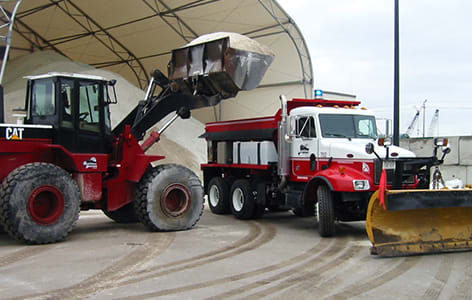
[0,163,80,244]
[252,204,265,219]
[102,202,139,223]
[230,179,256,219]
[207,177,230,214]
[135,164,204,231]
[316,185,335,237]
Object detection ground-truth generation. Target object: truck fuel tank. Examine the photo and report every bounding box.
[168,32,274,99]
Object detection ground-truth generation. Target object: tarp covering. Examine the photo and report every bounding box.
[1,0,313,123]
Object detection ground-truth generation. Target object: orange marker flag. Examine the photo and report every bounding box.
[379,169,387,210]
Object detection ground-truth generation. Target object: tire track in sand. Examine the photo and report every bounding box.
[128,221,262,278]
[452,253,472,300]
[0,245,55,269]
[11,232,176,300]
[322,256,420,300]
[235,238,361,300]
[118,236,334,299]
[422,254,453,300]
[17,220,265,299]
[115,221,276,288]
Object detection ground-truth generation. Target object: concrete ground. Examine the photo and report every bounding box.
[1,207,471,300]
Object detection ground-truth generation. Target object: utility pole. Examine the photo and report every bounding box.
[393,0,400,145]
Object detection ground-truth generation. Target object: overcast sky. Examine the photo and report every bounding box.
[276,0,472,137]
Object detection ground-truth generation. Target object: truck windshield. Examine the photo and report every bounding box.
[319,114,378,139]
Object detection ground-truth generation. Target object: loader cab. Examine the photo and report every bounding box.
[24,73,116,153]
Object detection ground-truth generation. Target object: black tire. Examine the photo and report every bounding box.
[252,204,265,219]
[207,177,230,214]
[102,202,139,223]
[0,163,80,244]
[230,179,256,219]
[316,185,335,237]
[134,164,204,231]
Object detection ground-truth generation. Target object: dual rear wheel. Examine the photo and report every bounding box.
[207,176,336,237]
[207,177,264,220]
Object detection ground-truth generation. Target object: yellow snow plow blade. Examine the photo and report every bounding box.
[366,189,472,257]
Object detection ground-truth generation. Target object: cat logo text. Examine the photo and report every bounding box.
[5,127,24,140]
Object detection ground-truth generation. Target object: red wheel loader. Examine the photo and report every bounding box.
[0,32,274,244]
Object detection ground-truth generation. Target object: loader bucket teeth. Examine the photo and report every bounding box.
[366,190,472,257]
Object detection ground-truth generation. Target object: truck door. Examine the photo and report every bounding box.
[291,115,318,178]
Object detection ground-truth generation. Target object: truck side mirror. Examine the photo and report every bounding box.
[365,142,375,154]
[376,118,392,138]
[289,116,297,137]
[385,119,392,137]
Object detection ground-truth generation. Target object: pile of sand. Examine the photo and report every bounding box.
[2,51,207,175]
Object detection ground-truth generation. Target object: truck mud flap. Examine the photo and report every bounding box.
[366,189,472,257]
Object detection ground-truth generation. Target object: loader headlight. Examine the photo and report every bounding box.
[353,180,370,191]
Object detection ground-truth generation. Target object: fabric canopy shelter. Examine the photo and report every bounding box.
[1,0,313,122]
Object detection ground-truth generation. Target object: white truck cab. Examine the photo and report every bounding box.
[288,106,415,164]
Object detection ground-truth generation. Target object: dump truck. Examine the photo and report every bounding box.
[0,32,274,244]
[201,93,472,256]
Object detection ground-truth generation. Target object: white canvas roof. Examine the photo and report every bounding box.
[1,0,313,123]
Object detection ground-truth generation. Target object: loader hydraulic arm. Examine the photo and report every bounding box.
[113,70,226,140]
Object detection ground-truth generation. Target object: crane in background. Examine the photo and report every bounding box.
[403,100,440,138]
[428,109,440,137]
[403,99,427,137]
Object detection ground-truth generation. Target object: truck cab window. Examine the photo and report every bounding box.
[297,116,316,138]
[320,114,377,139]
[32,79,55,117]
[356,117,377,138]
[79,81,100,132]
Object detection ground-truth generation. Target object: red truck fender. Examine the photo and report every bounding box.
[303,165,374,204]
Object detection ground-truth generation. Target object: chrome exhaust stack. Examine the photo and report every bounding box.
[278,95,290,190]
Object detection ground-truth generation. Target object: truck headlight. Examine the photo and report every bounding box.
[434,137,448,147]
[353,180,370,191]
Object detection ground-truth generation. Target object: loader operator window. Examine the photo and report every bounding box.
[297,116,316,138]
[319,114,378,139]
[60,80,74,128]
[31,79,55,117]
[79,81,101,133]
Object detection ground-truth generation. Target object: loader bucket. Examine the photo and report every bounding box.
[168,32,274,99]
[366,189,472,257]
